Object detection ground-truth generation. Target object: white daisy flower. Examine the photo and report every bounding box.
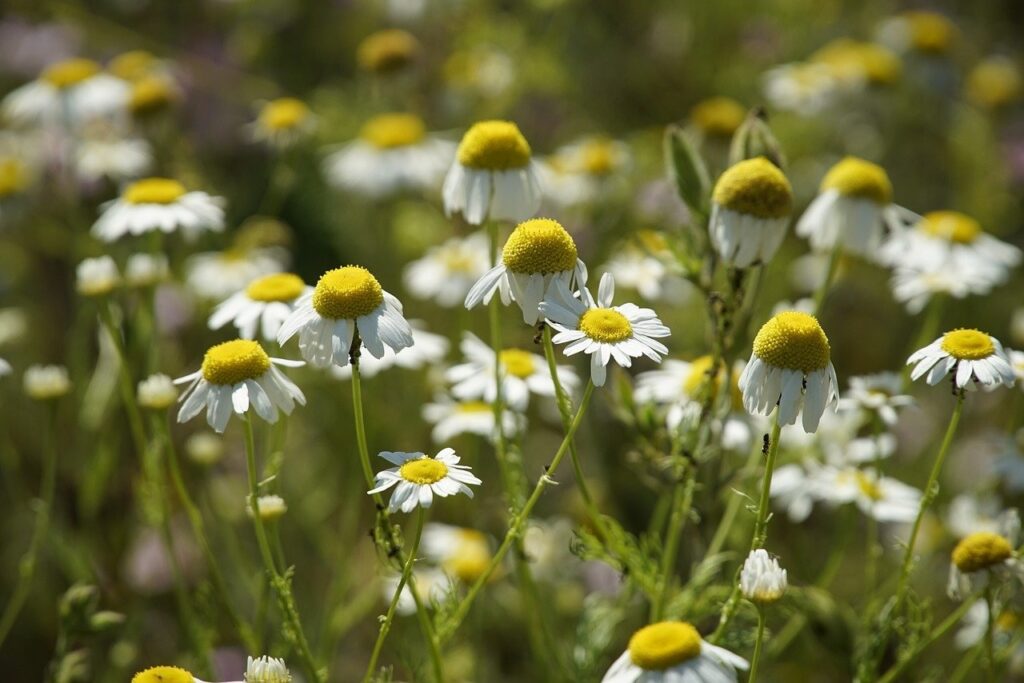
[740,548,788,604]
[250,97,316,148]
[76,255,120,297]
[276,265,414,369]
[822,466,922,522]
[367,448,482,513]
[382,567,454,616]
[442,120,541,225]
[907,328,1015,391]
[23,364,71,400]
[739,311,840,433]
[1007,349,1024,386]
[186,248,287,302]
[75,132,152,183]
[889,265,996,315]
[601,621,748,683]
[208,273,311,341]
[602,246,691,303]
[422,395,526,443]
[245,655,292,683]
[421,523,493,583]
[838,372,914,425]
[2,58,129,128]
[541,273,671,387]
[330,321,449,380]
[324,113,455,198]
[403,232,491,307]
[709,157,793,268]
[538,135,631,208]
[137,373,177,410]
[446,332,578,411]
[92,177,225,242]
[246,494,288,522]
[762,62,839,115]
[124,253,169,288]
[634,356,747,440]
[174,339,306,433]
[946,494,1009,539]
[948,510,1024,600]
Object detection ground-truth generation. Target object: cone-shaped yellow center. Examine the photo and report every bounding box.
[201,340,271,385]
[821,157,892,204]
[940,329,995,360]
[130,76,176,114]
[42,58,100,89]
[579,138,618,176]
[580,308,632,343]
[905,11,955,54]
[124,178,187,205]
[399,457,449,484]
[457,120,532,170]
[109,50,158,81]
[132,666,194,683]
[360,113,426,149]
[260,97,310,131]
[312,266,384,319]
[0,159,28,197]
[683,355,742,410]
[246,273,305,302]
[357,29,419,73]
[690,97,746,137]
[712,157,793,219]
[500,349,536,379]
[502,218,578,274]
[752,311,831,372]
[967,58,1021,109]
[952,531,1013,573]
[628,621,702,670]
[920,211,981,244]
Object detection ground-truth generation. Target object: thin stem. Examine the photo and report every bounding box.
[706,439,763,558]
[651,463,696,621]
[812,244,842,315]
[901,295,945,390]
[99,303,147,454]
[350,356,378,495]
[748,607,767,683]
[984,584,996,682]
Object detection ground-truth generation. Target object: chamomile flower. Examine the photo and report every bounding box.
[3,58,129,127]
[208,273,311,341]
[383,567,454,616]
[403,232,491,307]
[422,395,526,443]
[251,97,315,148]
[92,177,225,242]
[75,131,152,183]
[824,466,922,522]
[76,256,120,297]
[446,332,578,411]
[907,329,1015,391]
[443,120,541,225]
[0,358,10,377]
[634,356,744,432]
[323,113,455,197]
[602,246,690,303]
[422,523,493,583]
[124,253,169,288]
[876,10,956,56]
[889,265,997,314]
[245,655,292,683]
[739,311,839,433]
[740,549,788,604]
[538,136,631,208]
[330,322,449,379]
[709,157,794,267]
[464,217,588,325]
[689,96,747,140]
[601,621,748,683]
[132,666,208,683]
[1009,349,1024,386]
[948,511,1024,600]
[541,273,671,387]
[966,57,1022,109]
[174,339,306,433]
[24,364,71,400]
[137,373,177,410]
[276,266,414,369]
[838,372,914,425]
[762,62,839,115]
[186,248,287,301]
[356,28,419,74]
[247,494,288,522]
[367,448,481,513]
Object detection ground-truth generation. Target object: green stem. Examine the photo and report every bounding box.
[812,244,842,315]
[706,440,763,558]
[651,463,696,621]
[984,584,996,682]
[748,607,767,683]
[901,295,945,390]
[99,303,147,455]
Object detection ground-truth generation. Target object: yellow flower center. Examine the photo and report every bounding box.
[360,113,426,149]
[357,29,419,73]
[201,340,271,385]
[500,349,536,379]
[920,211,981,244]
[683,355,742,409]
[312,266,384,319]
[967,58,1021,109]
[440,247,479,273]
[905,11,955,54]
[0,159,28,197]
[712,157,793,219]
[457,120,532,170]
[940,329,995,361]
[820,157,892,204]
[444,530,492,582]
[124,178,187,205]
[628,621,702,670]
[952,531,1013,573]
[501,218,578,274]
[752,311,831,373]
[997,611,1020,631]
[812,39,901,85]
[260,97,310,131]
[42,58,100,89]
[690,96,746,137]
[637,229,669,253]
[455,401,491,414]
[246,273,305,302]
[579,138,617,176]
[132,666,194,683]
[129,76,176,114]
[399,457,449,484]
[109,50,159,81]
[580,308,633,343]
[854,471,882,501]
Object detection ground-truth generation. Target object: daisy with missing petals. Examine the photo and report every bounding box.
[403,232,490,307]
[92,177,225,242]
[948,511,1024,600]
[277,266,413,369]
[208,273,311,341]
[739,311,839,433]
[601,621,748,683]
[541,273,670,387]
[465,217,588,325]
[368,448,481,513]
[709,157,794,267]
[2,58,129,127]
[251,97,316,148]
[175,339,305,433]
[422,395,526,443]
[443,120,541,225]
[907,328,1015,391]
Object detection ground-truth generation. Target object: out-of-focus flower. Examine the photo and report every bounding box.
[331,322,449,379]
[124,253,169,288]
[76,255,120,296]
[75,130,152,183]
[251,97,315,148]
[403,232,491,307]
[209,273,311,342]
[635,355,743,424]
[740,549,788,604]
[247,494,287,522]
[538,136,631,208]
[444,47,516,99]
[368,448,481,513]
[810,39,901,88]
[186,248,287,301]
[966,57,1022,109]
[185,432,224,466]
[127,74,180,118]
[601,621,748,683]
[0,156,33,208]
[523,517,580,581]
[709,157,793,267]
[0,308,28,346]
[889,266,997,315]
[422,523,492,583]
[92,177,225,242]
[689,97,746,139]
[422,395,525,443]
[2,57,129,127]
[907,329,1015,391]
[946,493,1009,539]
[948,510,1023,599]
[876,11,957,56]
[762,62,838,115]
[356,28,419,74]
[137,373,177,410]
[602,244,690,304]
[382,567,453,616]
[838,373,913,425]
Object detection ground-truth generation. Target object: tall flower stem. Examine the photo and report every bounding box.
[812,244,843,315]
[748,607,767,683]
[651,462,697,621]
[984,584,996,682]
[98,302,147,454]
[486,220,519,505]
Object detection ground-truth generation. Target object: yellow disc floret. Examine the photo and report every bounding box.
[457,120,532,170]
[952,532,1013,573]
[456,401,491,414]
[628,621,702,670]
[201,340,271,385]
[967,58,1022,109]
[502,218,578,274]
[260,97,310,131]
[940,329,995,360]
[753,311,831,373]
[246,273,305,302]
[124,178,187,205]
[690,97,746,137]
[820,157,893,204]
[360,113,426,149]
[580,308,633,343]
[130,76,176,115]
[0,159,28,197]
[312,266,384,319]
[42,58,100,89]
[712,157,793,219]
[357,29,419,73]
[904,11,956,54]
[579,138,618,176]
[399,457,449,484]
[920,210,981,244]
[132,665,195,683]
[500,349,536,379]
[683,355,742,409]
[110,50,159,81]
[812,39,901,85]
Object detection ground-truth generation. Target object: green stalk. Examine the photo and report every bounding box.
[98,303,147,455]
[812,244,843,315]
[747,607,767,683]
[651,463,696,621]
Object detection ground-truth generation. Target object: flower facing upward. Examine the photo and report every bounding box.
[357,29,419,74]
[601,621,748,683]
[368,448,481,513]
[422,395,526,443]
[907,329,1015,391]
[209,273,311,341]
[92,177,225,242]
[740,549,788,604]
[739,311,839,432]
[252,97,315,147]
[710,157,793,267]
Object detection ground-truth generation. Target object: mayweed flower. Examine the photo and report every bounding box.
[948,511,1024,600]
[24,364,71,400]
[0,156,32,209]
[186,248,287,301]
[601,621,748,683]
[127,74,180,118]
[709,157,793,267]
[251,97,315,147]
[368,448,481,513]
[383,566,454,616]
[602,245,690,303]
[888,266,998,315]
[739,311,839,432]
[245,655,292,683]
[108,50,166,83]
[762,62,838,115]
[247,494,288,522]
[277,266,413,369]
[76,256,120,297]
[175,339,306,433]
[137,373,177,410]
[443,120,541,225]
[876,10,956,56]
[124,253,169,288]
[538,136,631,208]
[966,57,1021,109]
[403,232,491,307]
[740,549,788,604]
[422,395,526,443]
[689,96,747,139]
[186,432,224,466]
[635,356,744,431]
[132,666,205,683]
[331,322,449,379]
[356,28,419,74]
[810,39,902,88]
[209,273,311,342]
[92,177,226,242]
[2,57,129,127]
[907,329,1015,391]
[541,273,671,387]
[465,217,588,325]
[422,523,493,583]
[75,133,152,184]
[825,466,921,522]
[838,372,914,426]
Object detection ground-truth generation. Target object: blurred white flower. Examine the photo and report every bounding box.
[422,395,525,443]
[331,321,448,380]
[137,373,177,410]
[186,248,287,301]
[403,232,491,307]
[2,57,129,127]
[124,253,169,288]
[92,177,225,242]
[76,255,120,297]
[208,273,311,342]
[23,364,71,400]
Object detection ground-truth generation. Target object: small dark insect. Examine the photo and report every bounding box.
[762,433,771,455]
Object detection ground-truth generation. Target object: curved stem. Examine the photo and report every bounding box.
[748,607,767,683]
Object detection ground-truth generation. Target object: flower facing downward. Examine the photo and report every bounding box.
[209,273,311,341]
[601,621,748,683]
[92,177,225,242]
[740,549,788,604]
[907,329,1015,391]
[710,157,793,267]
[245,655,292,683]
[368,448,481,513]
[948,512,1024,600]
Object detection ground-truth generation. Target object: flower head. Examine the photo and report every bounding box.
[92,177,225,242]
[245,655,292,683]
[710,157,793,267]
[209,273,310,341]
[357,29,419,74]
[947,510,1023,599]
[740,549,788,604]
[907,329,1015,391]
[24,364,71,400]
[690,97,746,138]
[137,373,177,410]
[76,256,120,297]
[132,667,195,683]
[368,448,481,513]
[253,98,315,147]
[601,621,748,682]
